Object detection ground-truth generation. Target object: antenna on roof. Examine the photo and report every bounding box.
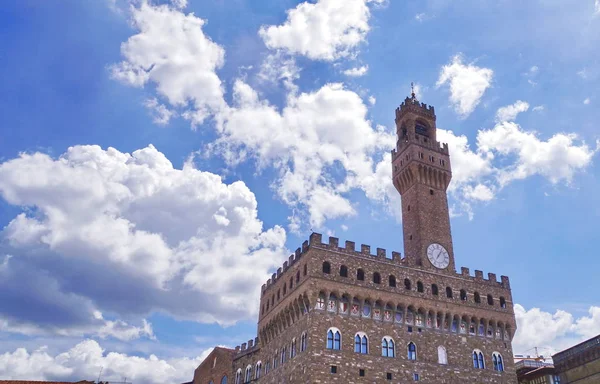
[411,82,416,99]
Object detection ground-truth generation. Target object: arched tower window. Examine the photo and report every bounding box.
[446,287,453,298]
[357,269,365,281]
[500,297,507,308]
[235,369,242,384]
[373,272,381,284]
[296,271,300,283]
[431,284,439,295]
[301,332,307,352]
[389,275,397,287]
[492,352,504,371]
[322,261,331,274]
[327,328,341,350]
[404,279,411,290]
[415,121,430,137]
[221,376,228,384]
[382,336,395,358]
[303,264,307,276]
[487,294,494,305]
[460,289,467,301]
[339,265,348,277]
[254,362,262,379]
[244,365,251,383]
[407,342,417,360]
[438,346,448,365]
[417,281,424,293]
[473,350,485,369]
[354,332,368,354]
[474,292,481,304]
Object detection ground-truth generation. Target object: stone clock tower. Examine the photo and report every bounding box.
[391,91,456,273]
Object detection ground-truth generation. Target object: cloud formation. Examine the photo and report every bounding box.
[0,145,287,333]
[343,65,369,77]
[0,339,205,384]
[259,0,381,61]
[513,305,600,356]
[495,100,530,122]
[437,55,494,118]
[110,2,226,126]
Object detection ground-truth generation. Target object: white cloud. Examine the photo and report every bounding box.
[343,65,369,77]
[212,81,395,230]
[584,97,591,105]
[532,105,545,112]
[0,145,287,330]
[434,122,597,215]
[495,100,529,122]
[258,0,378,61]
[595,0,600,15]
[257,52,300,93]
[368,95,376,105]
[513,305,600,357]
[437,54,494,118]
[110,2,226,126]
[0,339,205,384]
[529,65,539,74]
[415,13,427,22]
[144,98,176,125]
[0,311,154,342]
[477,122,598,186]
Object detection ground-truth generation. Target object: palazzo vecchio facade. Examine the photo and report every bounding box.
[193,94,518,384]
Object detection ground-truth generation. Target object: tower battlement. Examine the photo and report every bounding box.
[396,96,436,120]
[261,233,510,296]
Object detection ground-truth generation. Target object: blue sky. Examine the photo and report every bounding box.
[0,0,599,382]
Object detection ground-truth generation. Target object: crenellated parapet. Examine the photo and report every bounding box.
[234,336,260,358]
[262,233,510,292]
[396,97,436,120]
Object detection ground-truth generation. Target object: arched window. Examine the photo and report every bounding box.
[354,333,368,354]
[460,289,467,301]
[290,339,297,358]
[357,269,365,281]
[283,284,286,295]
[404,278,411,290]
[303,264,307,276]
[500,297,506,308]
[438,346,448,365]
[373,272,381,284]
[417,281,424,293]
[339,265,348,277]
[301,332,307,352]
[327,328,341,350]
[235,369,242,384]
[210,381,214,384]
[431,284,439,295]
[244,365,252,383]
[487,294,494,305]
[492,352,504,371]
[322,261,331,274]
[273,351,278,369]
[255,362,262,379]
[389,275,396,287]
[221,376,228,384]
[382,336,395,357]
[474,292,481,304]
[446,287,453,298]
[281,346,286,364]
[289,277,293,289]
[407,342,417,360]
[296,271,300,283]
[473,350,485,369]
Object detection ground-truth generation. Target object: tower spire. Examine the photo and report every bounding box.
[411,82,416,100]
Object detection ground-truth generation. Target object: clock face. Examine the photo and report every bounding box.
[427,243,450,269]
